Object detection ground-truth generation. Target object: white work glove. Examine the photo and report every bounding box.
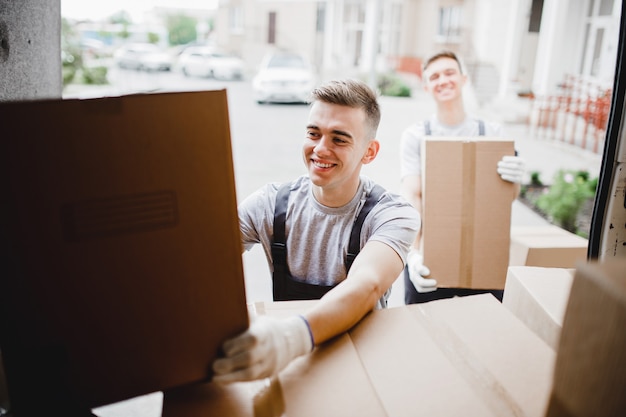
[407,251,437,293]
[212,314,314,383]
[497,155,526,184]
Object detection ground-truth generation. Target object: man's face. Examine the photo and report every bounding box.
[303,101,378,195]
[423,57,467,103]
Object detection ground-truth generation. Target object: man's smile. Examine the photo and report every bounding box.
[312,159,336,169]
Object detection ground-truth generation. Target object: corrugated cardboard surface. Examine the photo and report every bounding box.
[546,259,626,417]
[163,294,555,417]
[509,226,588,268]
[503,266,575,349]
[421,137,516,289]
[0,91,249,409]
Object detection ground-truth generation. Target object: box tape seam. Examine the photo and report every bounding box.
[413,304,527,417]
[347,331,391,417]
[460,141,476,287]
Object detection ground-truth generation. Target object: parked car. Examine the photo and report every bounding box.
[252,51,317,104]
[177,46,244,80]
[114,43,172,72]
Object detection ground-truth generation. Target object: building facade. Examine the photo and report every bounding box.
[213,0,622,103]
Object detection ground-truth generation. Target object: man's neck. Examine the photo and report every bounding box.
[436,100,466,126]
[312,179,361,208]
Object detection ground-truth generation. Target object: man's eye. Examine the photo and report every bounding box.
[307,131,320,139]
[334,137,347,144]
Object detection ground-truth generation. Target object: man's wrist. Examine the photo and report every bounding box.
[298,315,315,351]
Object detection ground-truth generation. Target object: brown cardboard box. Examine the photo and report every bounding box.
[0,91,249,410]
[163,294,555,417]
[503,266,575,349]
[510,225,588,268]
[546,259,626,417]
[421,137,516,289]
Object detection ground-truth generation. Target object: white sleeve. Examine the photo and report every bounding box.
[485,120,504,137]
[399,123,425,178]
[238,183,278,252]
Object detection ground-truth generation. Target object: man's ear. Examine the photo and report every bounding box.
[362,140,380,164]
[460,73,468,87]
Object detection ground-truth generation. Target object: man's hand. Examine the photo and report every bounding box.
[212,315,314,383]
[407,251,437,293]
[497,155,526,184]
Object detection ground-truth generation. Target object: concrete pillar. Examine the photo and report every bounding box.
[0,0,62,101]
[532,0,566,96]
[361,0,382,89]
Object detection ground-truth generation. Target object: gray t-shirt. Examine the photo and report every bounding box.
[239,175,420,287]
[400,115,502,178]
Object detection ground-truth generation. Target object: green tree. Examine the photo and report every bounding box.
[61,17,82,85]
[167,14,198,46]
[147,32,160,44]
[109,11,132,39]
[109,10,133,25]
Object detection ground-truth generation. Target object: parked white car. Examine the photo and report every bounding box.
[114,43,172,72]
[177,46,244,80]
[252,51,317,104]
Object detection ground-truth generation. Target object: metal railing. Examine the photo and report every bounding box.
[529,74,612,154]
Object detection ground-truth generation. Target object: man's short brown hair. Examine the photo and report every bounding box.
[309,79,381,139]
[423,50,463,74]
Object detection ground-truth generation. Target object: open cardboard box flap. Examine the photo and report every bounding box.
[503,266,575,349]
[163,294,555,417]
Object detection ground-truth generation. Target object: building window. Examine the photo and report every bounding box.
[229,6,243,34]
[316,2,326,33]
[598,0,614,16]
[528,0,544,33]
[268,12,276,44]
[438,6,462,41]
[380,2,402,58]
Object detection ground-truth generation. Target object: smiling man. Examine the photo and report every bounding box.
[211,79,420,383]
[399,50,526,304]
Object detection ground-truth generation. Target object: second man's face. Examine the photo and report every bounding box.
[423,57,467,103]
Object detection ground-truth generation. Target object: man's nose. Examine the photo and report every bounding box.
[314,135,332,154]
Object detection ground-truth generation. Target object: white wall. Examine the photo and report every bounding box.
[0,0,62,101]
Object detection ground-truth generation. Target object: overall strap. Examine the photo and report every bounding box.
[271,182,291,298]
[345,184,386,272]
[423,120,431,136]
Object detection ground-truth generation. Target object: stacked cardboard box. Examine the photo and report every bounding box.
[163,295,555,417]
[509,226,588,268]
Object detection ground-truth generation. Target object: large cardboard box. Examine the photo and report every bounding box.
[546,259,626,417]
[0,91,249,411]
[509,226,588,268]
[503,266,575,349]
[163,294,555,417]
[421,137,516,289]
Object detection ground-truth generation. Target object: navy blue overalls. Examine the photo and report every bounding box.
[271,182,385,302]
